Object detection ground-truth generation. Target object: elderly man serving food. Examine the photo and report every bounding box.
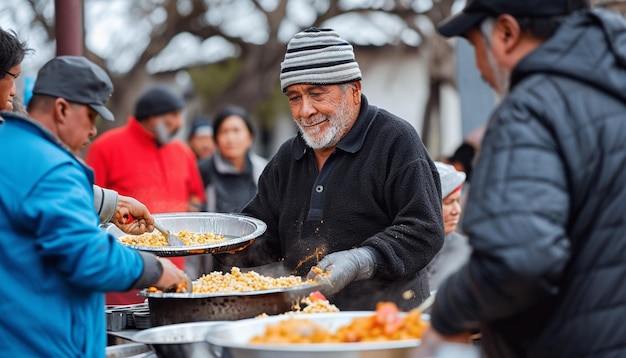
[215,27,444,311]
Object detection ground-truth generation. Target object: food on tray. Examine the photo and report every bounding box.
[192,267,309,294]
[250,302,428,344]
[293,291,339,314]
[256,292,339,319]
[119,229,225,247]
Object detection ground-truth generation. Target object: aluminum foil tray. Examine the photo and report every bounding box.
[104,212,266,257]
[205,311,424,358]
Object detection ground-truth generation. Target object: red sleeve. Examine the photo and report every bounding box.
[185,145,206,202]
[85,139,110,187]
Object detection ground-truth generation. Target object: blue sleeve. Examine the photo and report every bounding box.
[21,162,145,292]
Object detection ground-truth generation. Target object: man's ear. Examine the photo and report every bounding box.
[53,98,70,124]
[352,81,362,105]
[495,14,521,53]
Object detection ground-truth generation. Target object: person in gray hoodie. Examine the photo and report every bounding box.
[415,1,626,357]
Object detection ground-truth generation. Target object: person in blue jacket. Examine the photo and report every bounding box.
[0,27,154,237]
[0,56,189,357]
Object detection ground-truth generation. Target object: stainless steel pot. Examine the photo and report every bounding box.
[131,321,226,358]
[205,312,422,358]
[140,283,320,326]
[105,342,152,358]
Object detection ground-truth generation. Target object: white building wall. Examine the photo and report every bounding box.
[358,52,430,135]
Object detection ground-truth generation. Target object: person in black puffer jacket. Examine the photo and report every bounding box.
[413,1,626,357]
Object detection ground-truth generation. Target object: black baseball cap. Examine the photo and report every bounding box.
[32,56,114,121]
[437,0,589,37]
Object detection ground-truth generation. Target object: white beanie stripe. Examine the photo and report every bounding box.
[280,28,362,91]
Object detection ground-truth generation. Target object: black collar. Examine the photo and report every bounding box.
[292,94,379,160]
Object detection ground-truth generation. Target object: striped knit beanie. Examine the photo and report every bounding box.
[280,27,362,92]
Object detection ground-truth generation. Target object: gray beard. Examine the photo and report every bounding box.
[297,96,356,150]
[155,120,176,145]
[486,46,511,99]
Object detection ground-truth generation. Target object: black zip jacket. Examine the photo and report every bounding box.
[218,95,444,311]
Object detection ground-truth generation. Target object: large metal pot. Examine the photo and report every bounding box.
[131,321,226,358]
[140,283,320,326]
[205,312,422,358]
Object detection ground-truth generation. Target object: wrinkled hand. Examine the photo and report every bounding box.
[110,195,155,235]
[153,257,190,292]
[306,247,375,295]
[409,327,476,358]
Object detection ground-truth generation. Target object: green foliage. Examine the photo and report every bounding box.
[189,57,290,129]
[254,86,291,128]
[188,58,243,109]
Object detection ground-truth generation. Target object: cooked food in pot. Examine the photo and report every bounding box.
[193,267,308,293]
[119,229,225,247]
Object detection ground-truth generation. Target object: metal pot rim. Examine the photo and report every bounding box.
[139,282,321,299]
[132,321,228,345]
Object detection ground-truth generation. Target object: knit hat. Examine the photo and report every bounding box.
[134,85,184,120]
[188,117,213,141]
[435,161,467,199]
[280,27,362,92]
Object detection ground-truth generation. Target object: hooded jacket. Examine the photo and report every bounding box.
[431,9,626,357]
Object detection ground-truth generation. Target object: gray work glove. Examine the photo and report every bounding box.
[306,247,376,295]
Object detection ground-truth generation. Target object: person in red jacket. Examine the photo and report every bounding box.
[86,85,205,305]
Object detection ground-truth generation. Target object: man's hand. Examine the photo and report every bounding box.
[110,195,155,235]
[153,257,190,291]
[306,247,375,295]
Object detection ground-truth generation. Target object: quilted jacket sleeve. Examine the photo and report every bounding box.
[431,86,572,334]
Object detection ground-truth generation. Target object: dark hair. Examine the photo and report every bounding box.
[515,0,589,39]
[26,94,55,112]
[213,105,255,141]
[448,142,476,182]
[0,28,29,75]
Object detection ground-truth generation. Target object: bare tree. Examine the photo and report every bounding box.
[16,0,457,120]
